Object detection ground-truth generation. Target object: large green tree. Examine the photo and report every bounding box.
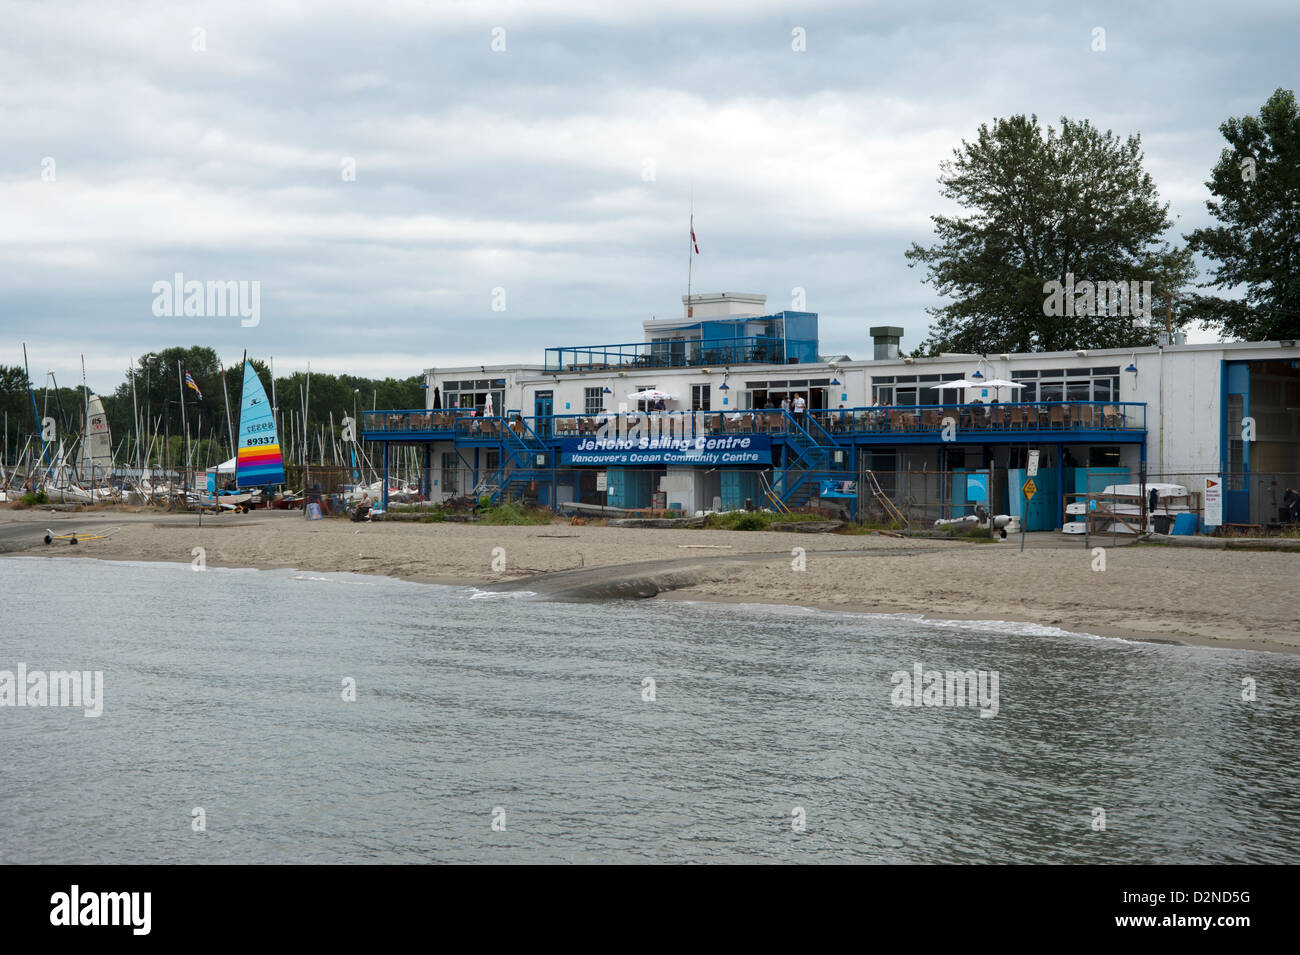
[1184,88,1300,341]
[906,115,1194,354]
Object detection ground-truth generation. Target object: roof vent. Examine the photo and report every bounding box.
[869,326,904,361]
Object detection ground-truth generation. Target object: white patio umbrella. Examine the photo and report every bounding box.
[626,389,676,402]
[982,379,1025,400]
[936,378,993,405]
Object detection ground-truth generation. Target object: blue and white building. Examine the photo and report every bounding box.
[362,291,1300,529]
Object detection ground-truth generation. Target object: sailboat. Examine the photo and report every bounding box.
[43,441,95,504]
[77,394,116,500]
[216,358,284,510]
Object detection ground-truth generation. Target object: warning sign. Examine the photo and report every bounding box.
[1023,478,1038,501]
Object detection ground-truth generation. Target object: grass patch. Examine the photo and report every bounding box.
[476,502,554,525]
[14,490,48,508]
[701,511,825,531]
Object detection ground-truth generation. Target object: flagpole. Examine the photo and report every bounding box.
[687,207,694,318]
[177,359,188,496]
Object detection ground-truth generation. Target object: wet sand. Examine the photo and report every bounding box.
[2,507,1297,654]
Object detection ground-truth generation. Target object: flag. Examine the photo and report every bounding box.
[184,370,203,400]
[690,215,699,254]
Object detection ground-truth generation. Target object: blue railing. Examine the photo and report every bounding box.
[544,336,815,372]
[811,400,1145,435]
[363,401,1146,440]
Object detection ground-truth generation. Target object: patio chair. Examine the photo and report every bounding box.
[1049,405,1065,429]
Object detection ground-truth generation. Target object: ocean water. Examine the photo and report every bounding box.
[1,555,1298,864]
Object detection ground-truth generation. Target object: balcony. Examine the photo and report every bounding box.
[363,401,1146,443]
[544,336,814,372]
[811,401,1146,438]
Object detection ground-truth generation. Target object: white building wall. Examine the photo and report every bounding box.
[421,343,1300,480]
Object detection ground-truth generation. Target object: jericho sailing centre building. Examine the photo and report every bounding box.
[362,291,1300,530]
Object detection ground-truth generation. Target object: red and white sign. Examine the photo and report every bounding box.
[1204,477,1222,527]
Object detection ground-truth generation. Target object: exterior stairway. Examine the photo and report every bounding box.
[771,412,846,509]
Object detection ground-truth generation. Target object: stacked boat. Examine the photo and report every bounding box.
[1063,483,1197,534]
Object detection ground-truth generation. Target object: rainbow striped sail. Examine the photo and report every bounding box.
[235,359,284,487]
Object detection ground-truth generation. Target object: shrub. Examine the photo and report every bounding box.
[20,490,48,506]
[477,502,553,525]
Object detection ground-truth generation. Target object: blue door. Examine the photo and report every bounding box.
[1224,363,1249,525]
[534,391,553,438]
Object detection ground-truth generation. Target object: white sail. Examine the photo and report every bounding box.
[78,394,114,476]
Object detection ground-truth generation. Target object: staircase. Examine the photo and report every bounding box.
[487,419,551,505]
[771,412,846,509]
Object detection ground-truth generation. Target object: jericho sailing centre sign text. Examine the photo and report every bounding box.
[560,435,772,466]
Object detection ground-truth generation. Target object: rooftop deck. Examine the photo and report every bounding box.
[363,400,1147,444]
[543,336,815,372]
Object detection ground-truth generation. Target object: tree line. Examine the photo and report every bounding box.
[1,348,423,468]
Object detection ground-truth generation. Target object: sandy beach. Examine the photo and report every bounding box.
[2,508,1296,654]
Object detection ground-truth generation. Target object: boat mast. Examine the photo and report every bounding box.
[221,360,235,462]
[129,357,140,471]
[80,354,89,482]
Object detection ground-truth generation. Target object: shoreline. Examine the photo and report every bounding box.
[4,509,1298,655]
[7,549,1295,657]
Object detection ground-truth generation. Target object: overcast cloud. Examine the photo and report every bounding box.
[2,0,1296,392]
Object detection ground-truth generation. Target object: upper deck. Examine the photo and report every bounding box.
[362,400,1147,445]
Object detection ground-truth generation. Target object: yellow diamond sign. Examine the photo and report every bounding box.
[1023,478,1038,500]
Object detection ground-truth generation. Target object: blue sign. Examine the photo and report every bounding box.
[560,435,771,466]
[966,473,987,502]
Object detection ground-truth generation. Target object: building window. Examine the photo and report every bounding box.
[1089,447,1121,467]
[441,452,460,494]
[584,387,604,415]
[1227,394,1245,488]
[442,378,506,413]
[692,384,711,411]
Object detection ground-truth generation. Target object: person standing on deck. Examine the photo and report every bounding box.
[792,392,806,426]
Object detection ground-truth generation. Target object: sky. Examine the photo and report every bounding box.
[2,0,1297,393]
